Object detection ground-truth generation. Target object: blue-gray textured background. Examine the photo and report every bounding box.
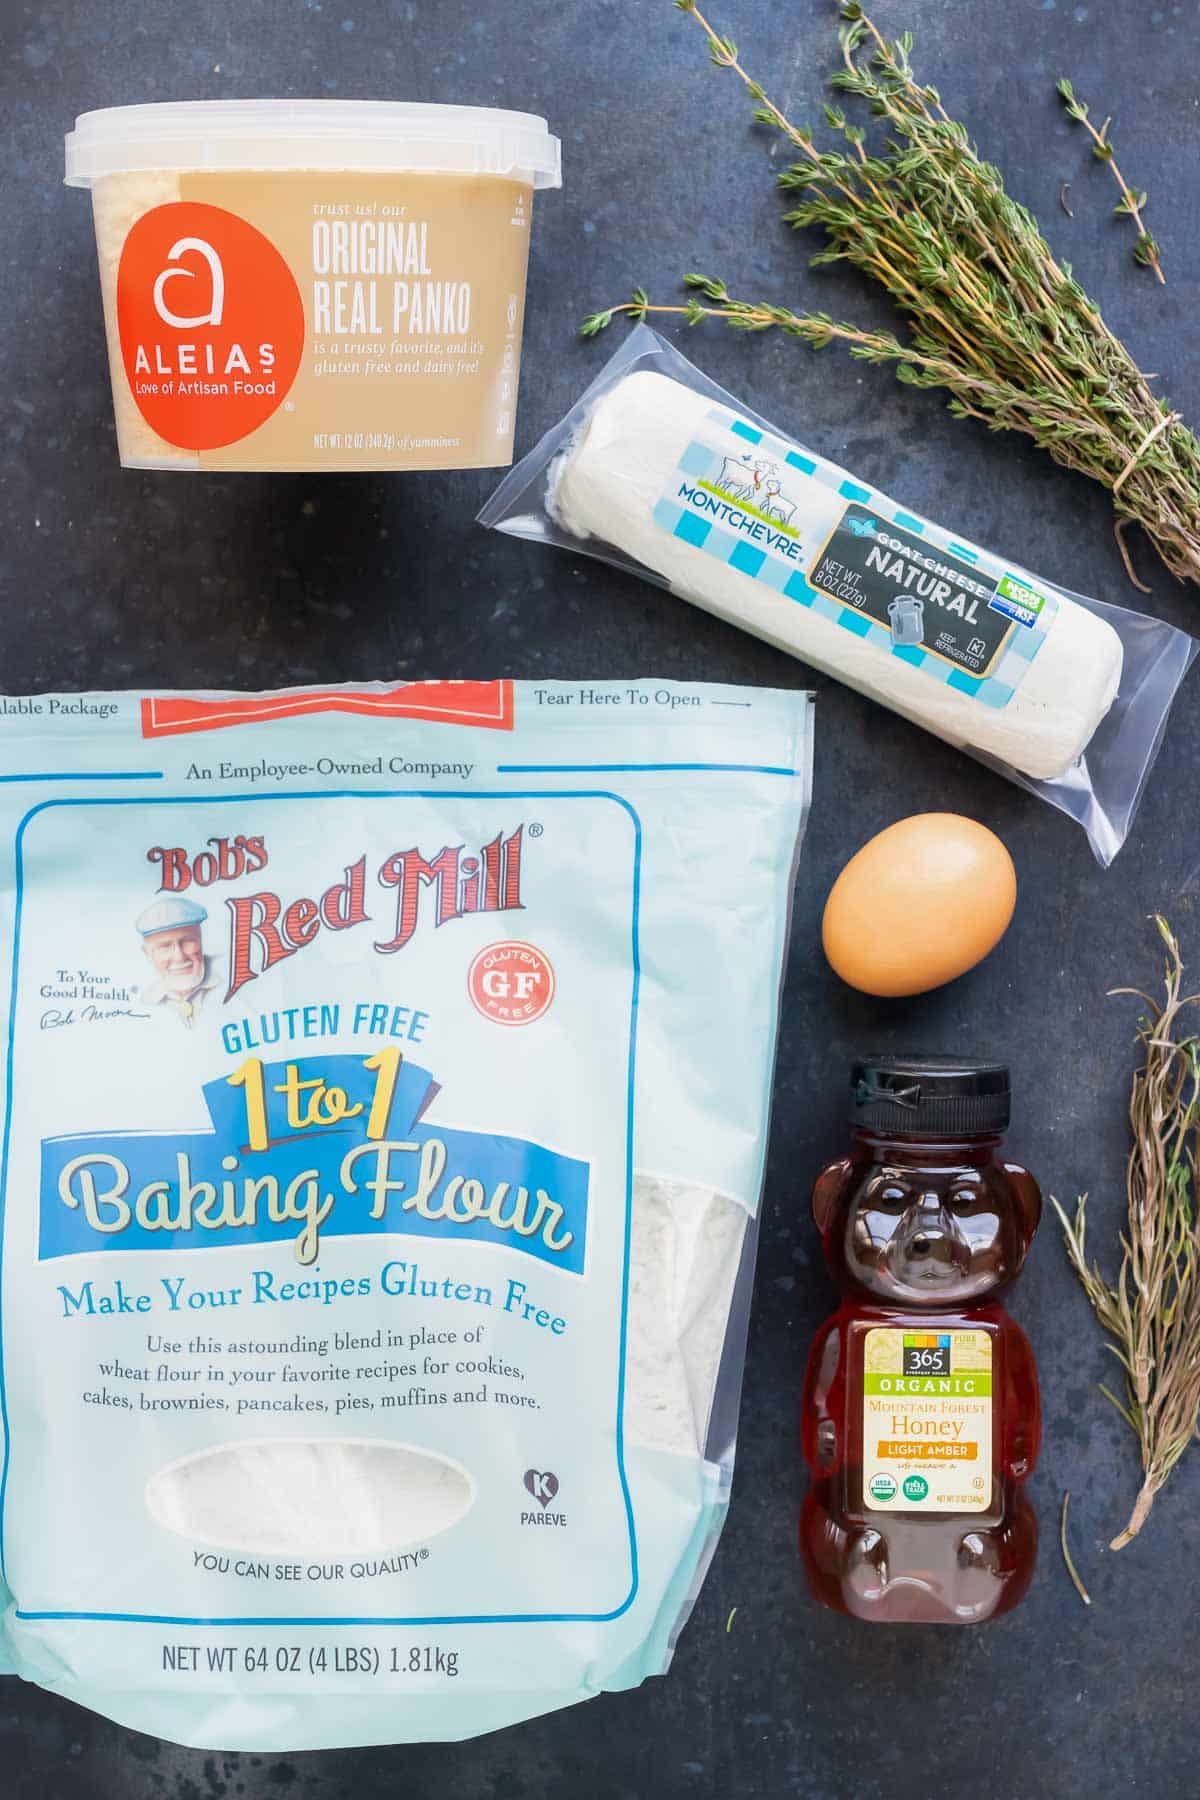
[3,0,1200,1795]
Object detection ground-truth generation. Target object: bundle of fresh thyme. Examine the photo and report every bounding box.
[584,2,1200,591]
[1055,919,1200,1549]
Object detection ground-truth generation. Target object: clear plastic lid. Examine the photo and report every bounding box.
[65,99,562,189]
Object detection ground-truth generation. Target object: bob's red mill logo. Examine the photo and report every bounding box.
[143,829,526,1001]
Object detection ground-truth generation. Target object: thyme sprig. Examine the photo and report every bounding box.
[1053,919,1200,1550]
[1059,1491,1092,1605]
[1057,79,1164,283]
[583,2,1200,590]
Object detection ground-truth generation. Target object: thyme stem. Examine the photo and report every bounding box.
[1059,1491,1092,1606]
[1057,79,1165,283]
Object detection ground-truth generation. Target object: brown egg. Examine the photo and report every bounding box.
[822,814,1017,998]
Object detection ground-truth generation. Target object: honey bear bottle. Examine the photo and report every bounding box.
[800,1056,1041,1624]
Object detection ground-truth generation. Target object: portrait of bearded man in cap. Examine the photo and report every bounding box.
[135,895,224,1029]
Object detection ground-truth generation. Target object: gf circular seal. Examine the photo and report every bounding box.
[468,941,556,1027]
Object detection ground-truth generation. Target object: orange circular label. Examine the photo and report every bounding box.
[117,202,304,451]
[468,941,556,1027]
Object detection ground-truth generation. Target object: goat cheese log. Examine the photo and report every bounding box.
[550,370,1123,781]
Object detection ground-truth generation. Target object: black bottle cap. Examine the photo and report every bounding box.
[849,1055,1010,1136]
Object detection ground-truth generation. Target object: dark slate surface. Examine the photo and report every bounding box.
[3,0,1200,1794]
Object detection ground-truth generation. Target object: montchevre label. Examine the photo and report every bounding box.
[861,1327,992,1513]
[653,407,1062,710]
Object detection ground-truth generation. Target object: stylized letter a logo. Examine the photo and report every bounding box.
[153,237,225,329]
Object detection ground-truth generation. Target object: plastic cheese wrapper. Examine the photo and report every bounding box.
[0,677,812,1751]
[479,325,1197,866]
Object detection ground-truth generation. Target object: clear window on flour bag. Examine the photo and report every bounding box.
[480,323,1197,866]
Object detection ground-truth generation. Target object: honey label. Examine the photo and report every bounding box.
[861,1327,992,1513]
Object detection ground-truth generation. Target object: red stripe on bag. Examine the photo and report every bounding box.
[140,681,515,738]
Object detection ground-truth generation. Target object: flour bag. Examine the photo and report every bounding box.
[0,677,812,1750]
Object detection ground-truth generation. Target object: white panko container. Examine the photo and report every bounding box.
[65,101,561,472]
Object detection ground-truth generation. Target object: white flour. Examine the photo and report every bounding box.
[550,369,1123,782]
[146,1437,475,1558]
[626,1171,748,1459]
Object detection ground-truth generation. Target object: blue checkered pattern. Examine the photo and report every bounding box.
[652,409,1060,710]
